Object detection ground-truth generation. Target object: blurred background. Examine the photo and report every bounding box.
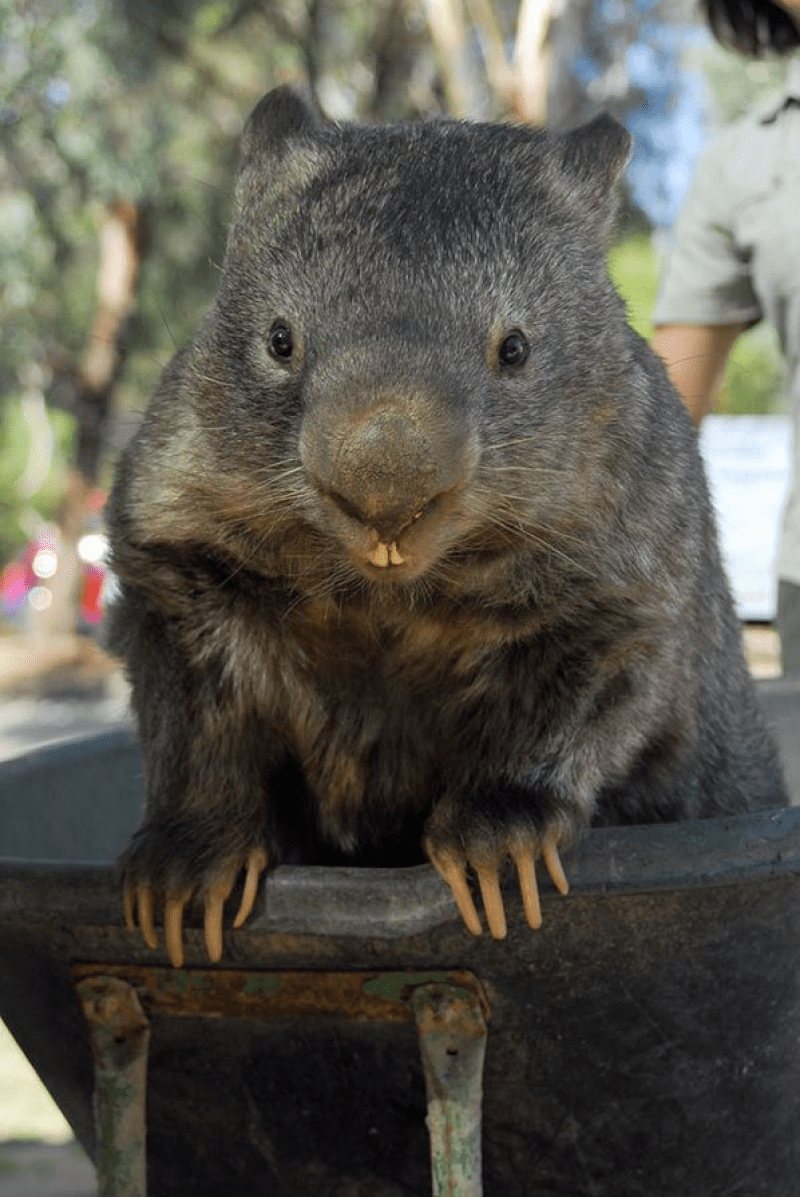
[0,0,791,690]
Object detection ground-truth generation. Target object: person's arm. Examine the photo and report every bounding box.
[652,321,748,425]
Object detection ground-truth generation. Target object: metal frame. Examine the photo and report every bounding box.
[74,966,490,1197]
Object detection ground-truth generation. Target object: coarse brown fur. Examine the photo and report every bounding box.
[107,88,786,942]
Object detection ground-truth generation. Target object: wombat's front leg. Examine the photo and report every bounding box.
[423,786,573,939]
[114,606,272,967]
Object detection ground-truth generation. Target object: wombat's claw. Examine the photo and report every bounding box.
[475,862,507,939]
[202,867,238,965]
[165,893,189,966]
[122,886,136,936]
[509,847,541,931]
[123,883,159,950]
[122,847,268,968]
[510,841,569,930]
[233,847,268,928]
[200,847,267,963]
[542,839,569,896]
[429,849,483,936]
[428,836,569,939]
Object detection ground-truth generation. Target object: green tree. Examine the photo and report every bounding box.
[0,0,431,631]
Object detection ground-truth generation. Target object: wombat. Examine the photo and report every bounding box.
[107,86,787,968]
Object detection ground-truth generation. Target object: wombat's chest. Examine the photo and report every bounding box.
[241,600,508,815]
[267,597,505,708]
[265,630,464,848]
[277,615,484,756]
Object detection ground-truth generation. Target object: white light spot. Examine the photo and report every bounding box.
[29,586,53,611]
[77,533,108,564]
[32,549,57,579]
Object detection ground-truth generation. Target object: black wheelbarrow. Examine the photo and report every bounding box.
[0,676,798,1197]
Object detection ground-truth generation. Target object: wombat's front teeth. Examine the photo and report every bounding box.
[365,540,405,568]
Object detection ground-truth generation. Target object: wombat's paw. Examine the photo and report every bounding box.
[423,829,569,940]
[120,831,268,968]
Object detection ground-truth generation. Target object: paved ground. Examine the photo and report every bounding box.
[0,626,784,1195]
[0,1142,96,1197]
[0,692,131,761]
[0,634,123,1197]
[0,933,97,1196]
[0,1020,96,1196]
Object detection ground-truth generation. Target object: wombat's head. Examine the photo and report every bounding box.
[198,88,632,595]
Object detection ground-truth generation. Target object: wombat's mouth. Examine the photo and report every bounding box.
[319,486,468,584]
[355,501,431,572]
[356,512,432,582]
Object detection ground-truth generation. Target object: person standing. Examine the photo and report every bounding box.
[652,0,800,673]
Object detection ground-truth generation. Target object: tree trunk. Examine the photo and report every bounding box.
[424,0,485,117]
[370,0,426,120]
[425,0,556,125]
[34,199,148,640]
[514,0,556,126]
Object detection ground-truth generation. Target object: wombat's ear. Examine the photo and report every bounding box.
[235,86,327,204]
[552,115,632,233]
[240,87,324,165]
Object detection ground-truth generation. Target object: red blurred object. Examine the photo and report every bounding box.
[0,492,112,632]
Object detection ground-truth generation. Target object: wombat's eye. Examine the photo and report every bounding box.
[268,322,294,361]
[498,331,529,369]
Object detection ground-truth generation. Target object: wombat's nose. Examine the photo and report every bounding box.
[326,411,440,541]
[329,487,428,544]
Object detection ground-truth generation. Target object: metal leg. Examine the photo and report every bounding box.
[76,975,150,1197]
[71,965,489,1195]
[410,982,488,1197]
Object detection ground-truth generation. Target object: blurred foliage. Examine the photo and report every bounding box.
[716,322,786,417]
[608,229,659,340]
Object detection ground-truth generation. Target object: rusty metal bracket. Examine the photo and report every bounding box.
[410,982,488,1197]
[71,964,488,1023]
[76,974,150,1197]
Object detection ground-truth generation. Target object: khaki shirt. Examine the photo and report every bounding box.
[653,59,800,586]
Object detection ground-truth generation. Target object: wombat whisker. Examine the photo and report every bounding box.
[484,436,551,451]
[404,575,437,610]
[492,510,588,549]
[281,585,326,620]
[214,540,271,587]
[512,529,594,574]
[240,489,299,509]
[281,565,357,619]
[469,487,587,547]
[477,510,595,577]
[188,374,232,389]
[480,465,569,481]
[526,539,594,577]
[260,463,305,480]
[256,468,306,490]
[482,488,569,509]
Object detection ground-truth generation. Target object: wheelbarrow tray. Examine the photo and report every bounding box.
[0,676,798,1197]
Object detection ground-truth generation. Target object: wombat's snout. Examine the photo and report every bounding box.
[325,410,439,543]
[300,384,478,575]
